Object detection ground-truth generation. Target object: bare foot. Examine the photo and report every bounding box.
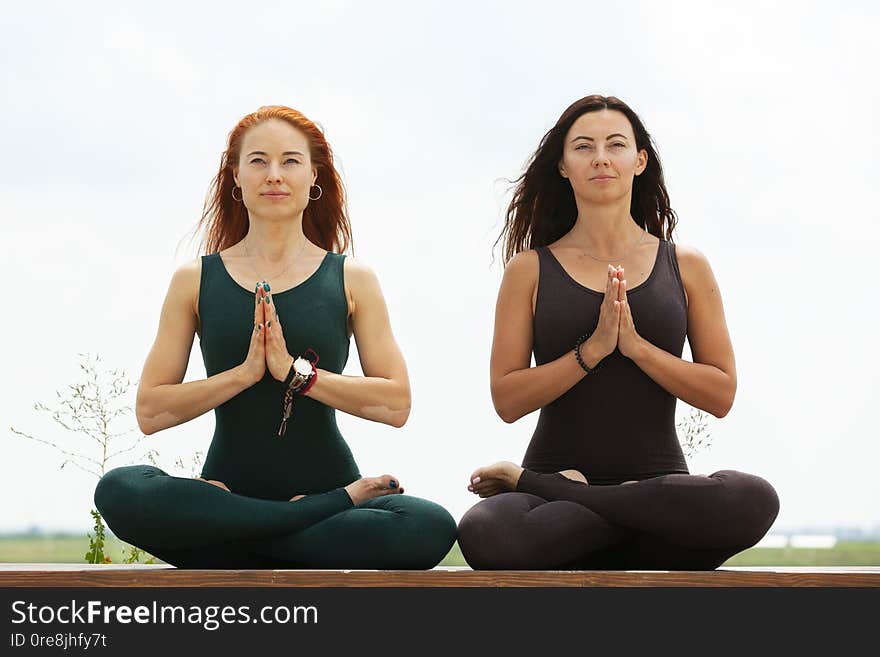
[344,475,404,506]
[193,476,230,492]
[467,461,524,498]
[558,469,589,485]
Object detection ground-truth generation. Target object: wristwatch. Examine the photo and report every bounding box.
[290,356,314,389]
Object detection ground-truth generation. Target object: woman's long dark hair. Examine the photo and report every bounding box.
[496,95,677,265]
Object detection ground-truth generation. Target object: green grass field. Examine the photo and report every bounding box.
[2,535,880,567]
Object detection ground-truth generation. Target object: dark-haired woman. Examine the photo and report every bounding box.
[457,95,778,570]
[94,106,456,569]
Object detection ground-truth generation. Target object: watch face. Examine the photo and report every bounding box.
[293,358,313,376]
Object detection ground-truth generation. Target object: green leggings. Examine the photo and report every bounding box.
[94,465,457,569]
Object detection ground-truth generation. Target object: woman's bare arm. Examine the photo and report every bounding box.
[302,258,411,428]
[136,259,252,435]
[489,251,602,423]
[627,244,737,417]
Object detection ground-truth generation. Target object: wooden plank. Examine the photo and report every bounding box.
[1,565,878,587]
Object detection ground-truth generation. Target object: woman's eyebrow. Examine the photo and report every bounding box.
[246,150,306,156]
[571,133,629,143]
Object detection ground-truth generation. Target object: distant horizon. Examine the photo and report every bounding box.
[5,522,880,539]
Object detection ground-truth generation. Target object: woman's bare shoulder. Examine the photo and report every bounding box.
[671,242,719,306]
[503,248,539,282]
[175,256,203,322]
[341,255,383,319]
[672,242,714,279]
[342,254,382,294]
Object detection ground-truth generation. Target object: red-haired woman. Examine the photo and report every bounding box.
[457,95,779,570]
[94,106,456,568]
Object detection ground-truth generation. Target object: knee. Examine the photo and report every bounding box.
[405,500,458,568]
[457,496,532,570]
[457,503,497,569]
[376,496,457,569]
[94,466,133,513]
[93,465,163,536]
[717,470,780,546]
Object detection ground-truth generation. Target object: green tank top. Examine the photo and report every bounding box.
[197,250,360,500]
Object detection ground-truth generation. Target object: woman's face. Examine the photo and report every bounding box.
[233,119,317,220]
[558,108,647,203]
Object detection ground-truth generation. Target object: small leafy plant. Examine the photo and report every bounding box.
[676,405,712,458]
[10,352,197,564]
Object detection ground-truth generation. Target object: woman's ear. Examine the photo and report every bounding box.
[558,161,568,179]
[312,166,318,186]
[635,149,648,176]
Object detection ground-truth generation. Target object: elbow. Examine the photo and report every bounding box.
[713,381,736,419]
[491,387,520,424]
[135,389,159,435]
[388,405,410,428]
[136,412,154,436]
[715,398,734,419]
[499,412,518,424]
[386,387,411,428]
[135,399,153,435]
[493,400,520,424]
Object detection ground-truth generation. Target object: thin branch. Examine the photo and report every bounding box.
[9,427,104,468]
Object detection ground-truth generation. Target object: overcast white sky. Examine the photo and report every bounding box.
[2,1,878,534]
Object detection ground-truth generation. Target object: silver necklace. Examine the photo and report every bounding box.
[242,234,308,289]
[579,227,648,264]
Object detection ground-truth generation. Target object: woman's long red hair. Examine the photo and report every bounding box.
[194,105,352,255]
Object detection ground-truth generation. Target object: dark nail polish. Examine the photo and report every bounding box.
[267,321,271,327]
[265,295,271,305]
[263,282,271,292]
[389,480,397,488]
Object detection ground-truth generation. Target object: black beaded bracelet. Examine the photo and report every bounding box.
[574,332,600,375]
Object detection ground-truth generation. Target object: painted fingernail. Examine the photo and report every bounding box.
[389,479,397,488]
[263,282,271,292]
[267,321,271,327]
[265,295,271,305]
[257,323,262,331]
[472,476,481,484]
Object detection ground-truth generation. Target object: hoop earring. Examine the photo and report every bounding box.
[232,186,243,202]
[308,184,323,201]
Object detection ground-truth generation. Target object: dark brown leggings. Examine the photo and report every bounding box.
[457,469,779,570]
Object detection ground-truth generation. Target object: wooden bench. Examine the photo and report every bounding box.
[2,564,878,587]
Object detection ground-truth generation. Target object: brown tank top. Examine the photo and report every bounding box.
[522,239,690,484]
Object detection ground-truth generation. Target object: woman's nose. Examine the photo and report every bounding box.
[266,162,283,181]
[592,148,611,165]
